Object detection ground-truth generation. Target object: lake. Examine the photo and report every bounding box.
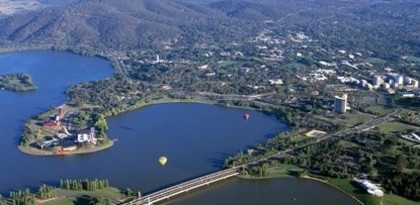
[0,51,359,205]
[164,178,359,205]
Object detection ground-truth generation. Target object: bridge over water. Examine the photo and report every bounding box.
[124,168,240,205]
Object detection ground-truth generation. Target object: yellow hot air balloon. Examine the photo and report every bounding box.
[159,156,167,166]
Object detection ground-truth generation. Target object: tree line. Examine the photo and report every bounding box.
[60,179,109,191]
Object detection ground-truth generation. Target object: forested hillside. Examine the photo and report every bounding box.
[0,0,311,51]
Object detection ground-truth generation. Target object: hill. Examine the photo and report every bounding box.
[0,0,307,52]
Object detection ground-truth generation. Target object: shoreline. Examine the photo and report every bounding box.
[239,174,364,205]
[17,97,277,157]
[18,140,114,156]
[300,175,365,205]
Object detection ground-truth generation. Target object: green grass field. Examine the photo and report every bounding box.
[219,60,238,68]
[242,164,303,179]
[327,178,417,205]
[377,122,411,134]
[93,187,126,200]
[42,197,91,205]
[287,62,307,69]
[404,56,420,63]
[364,105,394,116]
[366,57,388,65]
[49,187,126,205]
[345,113,372,125]
[338,140,359,148]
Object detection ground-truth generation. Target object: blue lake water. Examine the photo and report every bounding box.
[0,51,359,205]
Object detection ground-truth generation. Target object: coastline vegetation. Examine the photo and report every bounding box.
[0,73,37,92]
[0,179,132,205]
[230,126,419,204]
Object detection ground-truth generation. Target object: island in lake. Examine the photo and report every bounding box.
[0,72,37,92]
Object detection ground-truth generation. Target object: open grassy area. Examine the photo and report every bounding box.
[338,140,359,148]
[93,187,126,200]
[242,163,304,179]
[364,105,394,116]
[327,178,417,205]
[50,187,127,205]
[218,60,238,68]
[404,56,420,63]
[42,197,91,205]
[366,57,387,65]
[344,113,372,125]
[287,62,307,68]
[327,178,379,205]
[377,122,411,134]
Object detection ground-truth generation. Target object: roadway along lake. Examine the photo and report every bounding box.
[0,51,359,205]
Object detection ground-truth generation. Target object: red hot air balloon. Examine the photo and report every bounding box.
[243,112,250,121]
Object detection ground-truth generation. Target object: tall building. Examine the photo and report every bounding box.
[334,94,348,113]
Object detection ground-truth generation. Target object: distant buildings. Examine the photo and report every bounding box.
[268,79,283,85]
[369,73,418,92]
[334,94,348,113]
[384,73,418,88]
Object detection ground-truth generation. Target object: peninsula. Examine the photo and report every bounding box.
[19,103,112,156]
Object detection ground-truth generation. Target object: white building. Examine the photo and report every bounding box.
[355,179,384,197]
[413,80,419,88]
[268,79,283,85]
[77,127,97,145]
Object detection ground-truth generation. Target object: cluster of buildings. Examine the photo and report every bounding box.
[371,73,418,90]
[36,127,97,152]
[299,69,336,82]
[36,105,98,153]
[338,72,419,96]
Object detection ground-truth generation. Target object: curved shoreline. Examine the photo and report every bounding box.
[3,49,363,204]
[300,176,364,205]
[240,175,364,205]
[17,97,274,157]
[18,141,114,156]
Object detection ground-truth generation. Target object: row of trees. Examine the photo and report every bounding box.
[60,179,109,191]
[9,189,35,205]
[38,184,54,199]
[0,195,7,205]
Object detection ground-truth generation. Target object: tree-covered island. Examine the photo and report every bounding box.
[0,73,37,92]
